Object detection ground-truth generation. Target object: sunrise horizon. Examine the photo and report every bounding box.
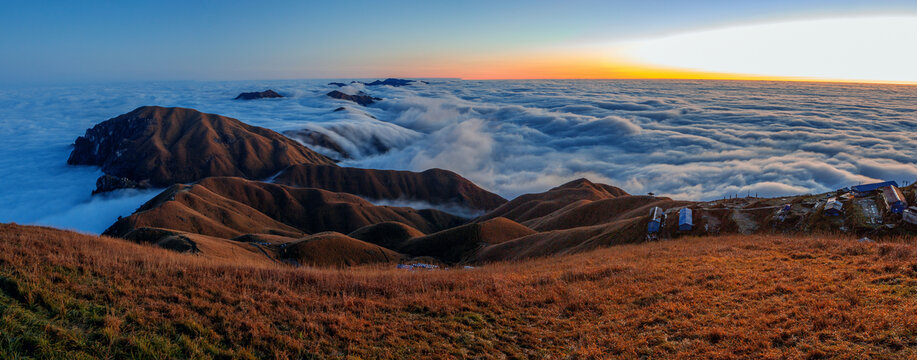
[361,15,917,85]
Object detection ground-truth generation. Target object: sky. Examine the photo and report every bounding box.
[1,0,917,83]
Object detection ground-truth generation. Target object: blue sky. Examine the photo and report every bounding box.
[1,0,916,83]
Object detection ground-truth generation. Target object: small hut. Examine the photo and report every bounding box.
[678,208,693,231]
[880,185,908,214]
[647,207,663,234]
[824,197,843,216]
[903,207,917,225]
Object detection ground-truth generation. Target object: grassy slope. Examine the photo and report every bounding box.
[2,223,917,359]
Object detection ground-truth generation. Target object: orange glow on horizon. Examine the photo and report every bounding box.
[391,52,917,85]
[441,56,917,85]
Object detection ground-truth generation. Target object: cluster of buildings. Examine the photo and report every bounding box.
[819,181,913,222]
[803,180,917,227]
[645,179,916,239]
[849,181,913,224]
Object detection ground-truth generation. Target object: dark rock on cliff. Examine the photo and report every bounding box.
[326,90,381,106]
[234,89,283,100]
[330,79,424,87]
[93,174,150,194]
[362,78,426,87]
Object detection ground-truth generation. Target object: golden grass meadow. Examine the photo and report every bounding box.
[3,223,917,359]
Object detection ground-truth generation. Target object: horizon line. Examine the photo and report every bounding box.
[3,76,916,87]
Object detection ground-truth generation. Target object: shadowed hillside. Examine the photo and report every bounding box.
[280,232,402,267]
[105,176,466,244]
[273,164,507,212]
[399,217,536,262]
[348,221,426,250]
[2,223,916,358]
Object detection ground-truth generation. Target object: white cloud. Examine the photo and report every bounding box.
[2,78,916,234]
[621,16,917,83]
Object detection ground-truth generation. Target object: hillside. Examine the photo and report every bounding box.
[67,106,335,192]
[479,178,629,224]
[120,227,280,265]
[97,172,917,266]
[2,223,916,358]
[280,232,402,267]
[103,177,467,264]
[470,180,917,262]
[468,179,681,261]
[106,177,466,237]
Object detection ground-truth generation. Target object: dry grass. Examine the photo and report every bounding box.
[2,223,917,359]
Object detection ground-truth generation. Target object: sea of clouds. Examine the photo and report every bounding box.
[1,79,915,234]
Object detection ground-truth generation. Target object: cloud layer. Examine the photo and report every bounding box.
[1,78,915,233]
[349,79,917,200]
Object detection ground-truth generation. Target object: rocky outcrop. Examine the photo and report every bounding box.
[363,78,425,86]
[329,79,425,87]
[68,106,335,193]
[234,89,283,100]
[273,164,508,212]
[358,78,426,87]
[93,174,150,193]
[326,91,380,106]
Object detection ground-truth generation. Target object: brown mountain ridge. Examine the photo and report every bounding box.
[104,177,466,240]
[68,106,336,193]
[273,164,507,211]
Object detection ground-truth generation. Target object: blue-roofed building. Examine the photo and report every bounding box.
[852,181,899,197]
[678,208,693,231]
[647,207,663,234]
